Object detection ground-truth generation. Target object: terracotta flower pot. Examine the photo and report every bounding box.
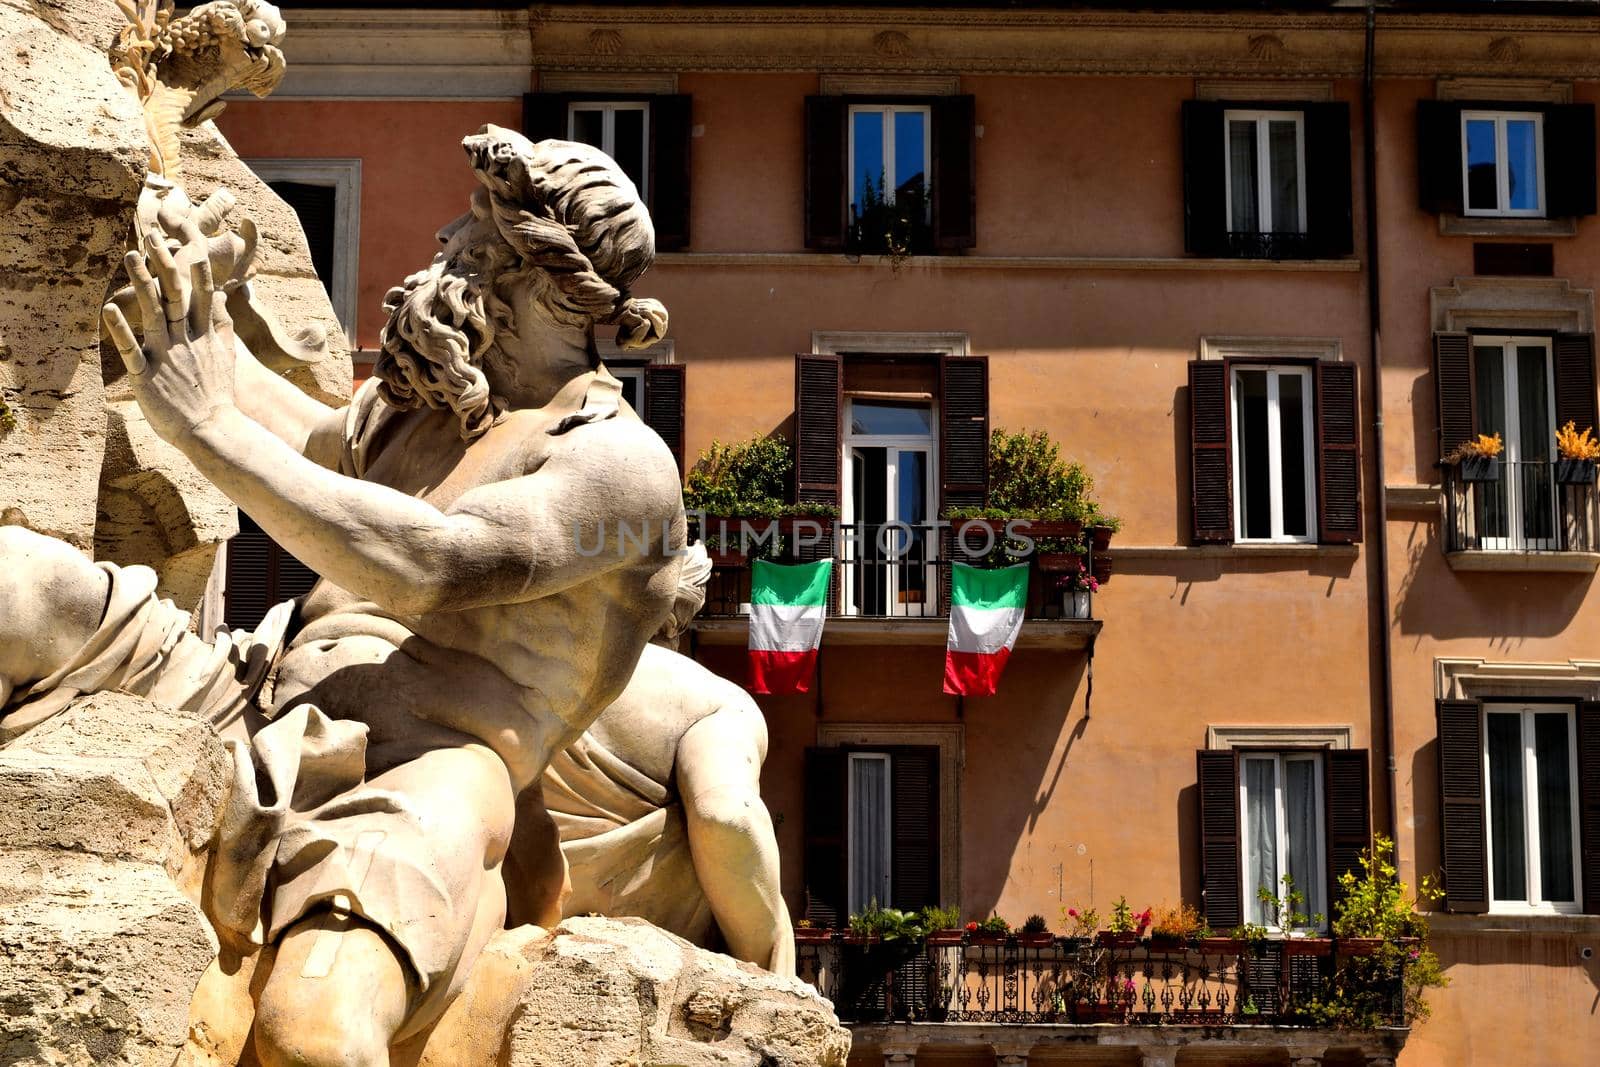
[926,929,965,947]
[1035,551,1081,573]
[792,928,835,946]
[1097,931,1138,948]
[1282,936,1333,957]
[1556,457,1597,484]
[1015,932,1055,948]
[1089,524,1114,551]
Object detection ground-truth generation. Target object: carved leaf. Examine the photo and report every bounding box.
[144,81,193,178]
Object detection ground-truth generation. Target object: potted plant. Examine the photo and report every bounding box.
[921,904,964,947]
[1259,878,1331,957]
[1096,897,1150,947]
[684,435,840,565]
[1147,902,1203,952]
[1556,420,1600,484]
[968,913,1011,945]
[1445,432,1504,483]
[1017,913,1054,947]
[1053,565,1098,619]
[792,918,835,946]
[1060,904,1099,950]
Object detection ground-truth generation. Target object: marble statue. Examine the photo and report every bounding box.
[511,545,796,976]
[2,126,686,1064]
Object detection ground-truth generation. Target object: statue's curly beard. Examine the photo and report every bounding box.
[373,255,506,442]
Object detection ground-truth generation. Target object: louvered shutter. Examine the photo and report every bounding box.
[890,746,940,911]
[803,747,850,927]
[1182,100,1228,256]
[1554,333,1599,437]
[1545,103,1597,218]
[804,96,848,251]
[522,92,570,142]
[1578,702,1600,915]
[1189,359,1233,543]
[1198,750,1243,929]
[642,364,686,477]
[939,356,989,514]
[266,181,336,299]
[1436,699,1489,913]
[1324,749,1372,916]
[1304,102,1354,258]
[1417,101,1465,215]
[1434,332,1475,461]
[1316,360,1362,544]
[223,521,273,630]
[932,95,976,251]
[794,354,842,507]
[649,94,693,251]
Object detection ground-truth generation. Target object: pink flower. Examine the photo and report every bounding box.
[965,921,979,932]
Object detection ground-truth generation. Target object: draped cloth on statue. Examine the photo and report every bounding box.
[542,733,714,946]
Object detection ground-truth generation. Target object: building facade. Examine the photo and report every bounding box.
[215,3,1600,1064]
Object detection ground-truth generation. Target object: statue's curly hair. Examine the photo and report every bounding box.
[374,127,668,440]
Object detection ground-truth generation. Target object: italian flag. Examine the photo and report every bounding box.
[748,558,832,695]
[943,562,1029,696]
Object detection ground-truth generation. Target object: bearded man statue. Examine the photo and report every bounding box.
[0,126,685,1066]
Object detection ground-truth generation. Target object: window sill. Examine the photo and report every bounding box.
[691,616,1100,650]
[1428,912,1600,934]
[1109,543,1358,559]
[1444,550,1600,573]
[1438,214,1577,237]
[652,252,1362,273]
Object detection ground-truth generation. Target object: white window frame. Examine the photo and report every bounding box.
[846,751,894,915]
[847,104,933,216]
[567,101,650,200]
[1230,364,1318,544]
[1239,751,1328,933]
[1460,110,1546,219]
[244,158,362,340]
[1482,703,1583,915]
[840,399,939,618]
[1470,335,1557,552]
[1222,109,1308,235]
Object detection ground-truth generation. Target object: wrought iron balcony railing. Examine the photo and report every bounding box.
[1442,458,1599,555]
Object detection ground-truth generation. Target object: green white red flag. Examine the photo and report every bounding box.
[748,558,832,695]
[943,562,1028,696]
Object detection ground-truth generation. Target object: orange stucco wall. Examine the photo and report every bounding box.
[217,63,1600,1065]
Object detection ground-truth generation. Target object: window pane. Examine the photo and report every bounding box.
[1534,713,1575,903]
[1473,345,1509,539]
[1244,758,1279,926]
[1267,119,1301,233]
[897,450,929,607]
[570,107,604,148]
[852,110,885,217]
[1506,119,1540,212]
[850,401,933,436]
[617,373,639,410]
[1517,346,1555,541]
[848,756,892,913]
[1279,373,1309,538]
[852,448,889,616]
[897,450,928,526]
[1487,713,1528,902]
[1228,119,1260,232]
[893,110,927,203]
[1285,759,1321,925]
[1465,118,1499,211]
[612,107,646,196]
[1237,370,1272,539]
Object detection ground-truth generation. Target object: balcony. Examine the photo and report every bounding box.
[691,520,1105,650]
[1441,459,1600,572]
[798,932,1410,1065]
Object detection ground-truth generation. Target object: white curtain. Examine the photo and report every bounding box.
[1285,759,1320,923]
[1244,759,1278,926]
[849,756,892,913]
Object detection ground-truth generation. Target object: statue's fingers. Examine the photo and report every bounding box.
[191,189,236,237]
[188,256,214,335]
[123,250,163,343]
[101,302,147,376]
[145,230,187,324]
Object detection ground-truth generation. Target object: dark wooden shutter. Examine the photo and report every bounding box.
[1436,699,1489,914]
[1304,102,1354,258]
[1197,750,1243,929]
[1554,333,1599,436]
[1316,360,1362,544]
[649,94,693,251]
[804,96,848,251]
[522,92,570,142]
[1324,749,1372,918]
[890,746,940,911]
[266,181,336,299]
[224,513,318,630]
[794,354,843,507]
[1417,100,1465,215]
[939,355,989,514]
[932,94,977,252]
[1545,103,1597,218]
[1578,701,1600,915]
[1188,359,1233,543]
[1182,100,1228,256]
[803,747,849,927]
[1434,332,1475,461]
[642,363,686,477]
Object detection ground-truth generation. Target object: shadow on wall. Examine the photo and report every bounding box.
[1410,736,1443,894]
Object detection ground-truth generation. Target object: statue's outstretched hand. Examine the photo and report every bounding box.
[102,211,239,448]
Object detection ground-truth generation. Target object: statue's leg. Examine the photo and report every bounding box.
[502,780,572,929]
[677,705,795,977]
[252,908,410,1067]
[0,526,109,706]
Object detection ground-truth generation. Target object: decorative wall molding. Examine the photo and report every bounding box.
[812,330,968,357]
[1438,214,1577,238]
[538,71,678,94]
[1430,276,1595,335]
[1205,724,1353,750]
[818,73,960,97]
[1198,335,1343,362]
[1435,75,1572,104]
[596,336,675,364]
[242,157,362,339]
[651,252,1360,273]
[817,722,964,910]
[1436,657,1600,701]
[1195,79,1334,102]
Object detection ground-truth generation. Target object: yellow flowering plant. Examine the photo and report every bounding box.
[1556,421,1600,461]
[1443,432,1504,463]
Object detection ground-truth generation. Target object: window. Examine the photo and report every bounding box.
[1483,704,1581,912]
[602,361,685,475]
[848,105,931,251]
[1231,365,1316,543]
[1224,110,1306,236]
[847,752,893,914]
[1462,111,1544,218]
[568,101,650,199]
[1470,336,1556,550]
[842,399,938,617]
[246,159,361,338]
[1240,753,1327,930]
[224,512,319,630]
